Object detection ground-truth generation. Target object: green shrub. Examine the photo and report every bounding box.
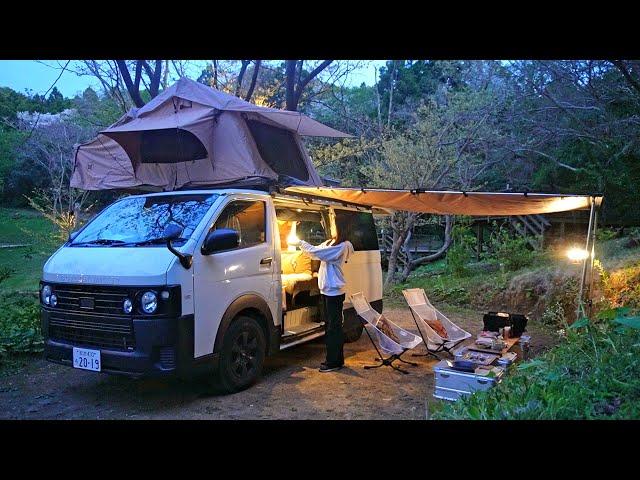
[429,284,470,305]
[445,221,476,277]
[0,292,43,360]
[487,226,537,272]
[541,301,567,327]
[596,228,618,242]
[0,266,14,285]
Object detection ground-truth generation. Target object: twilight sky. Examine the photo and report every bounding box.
[0,60,386,98]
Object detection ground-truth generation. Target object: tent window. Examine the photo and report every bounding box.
[247,120,309,181]
[140,128,208,164]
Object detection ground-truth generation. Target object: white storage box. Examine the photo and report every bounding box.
[433,360,505,402]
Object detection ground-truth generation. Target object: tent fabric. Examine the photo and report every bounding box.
[283,186,602,216]
[105,77,352,138]
[70,77,347,191]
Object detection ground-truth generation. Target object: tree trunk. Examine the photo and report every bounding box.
[384,211,416,288]
[235,60,250,97]
[384,230,405,287]
[285,60,298,110]
[244,60,262,101]
[398,215,454,283]
[387,60,397,128]
[116,60,145,108]
[374,67,383,134]
[162,60,170,89]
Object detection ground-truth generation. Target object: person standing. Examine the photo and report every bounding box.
[290,232,354,372]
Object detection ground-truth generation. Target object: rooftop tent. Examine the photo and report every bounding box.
[283,186,603,215]
[70,77,351,191]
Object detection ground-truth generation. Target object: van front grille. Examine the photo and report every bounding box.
[48,312,135,351]
[53,284,130,316]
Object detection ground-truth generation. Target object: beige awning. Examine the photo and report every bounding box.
[284,186,602,216]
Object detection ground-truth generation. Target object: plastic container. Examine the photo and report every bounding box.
[433,360,505,402]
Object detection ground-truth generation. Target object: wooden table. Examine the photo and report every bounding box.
[465,336,520,356]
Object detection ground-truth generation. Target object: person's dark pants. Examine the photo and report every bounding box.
[322,293,345,367]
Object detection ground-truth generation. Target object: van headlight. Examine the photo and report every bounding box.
[41,285,52,306]
[141,291,158,314]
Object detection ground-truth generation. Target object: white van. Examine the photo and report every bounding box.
[40,189,382,392]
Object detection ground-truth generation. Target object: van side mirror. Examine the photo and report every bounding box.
[202,228,240,255]
[162,223,192,269]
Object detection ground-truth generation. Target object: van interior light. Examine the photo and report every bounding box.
[287,222,299,252]
[567,247,589,263]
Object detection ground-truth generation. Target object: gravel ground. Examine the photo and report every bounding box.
[0,307,556,420]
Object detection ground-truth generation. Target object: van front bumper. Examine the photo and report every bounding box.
[43,312,217,378]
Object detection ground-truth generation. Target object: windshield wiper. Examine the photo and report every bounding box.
[123,237,187,247]
[71,239,128,246]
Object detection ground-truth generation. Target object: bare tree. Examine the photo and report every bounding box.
[18,115,95,238]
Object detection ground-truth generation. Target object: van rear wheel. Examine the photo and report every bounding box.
[343,323,364,343]
[215,316,266,394]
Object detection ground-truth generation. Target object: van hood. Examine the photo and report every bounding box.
[42,246,178,286]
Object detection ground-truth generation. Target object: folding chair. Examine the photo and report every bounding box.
[350,292,423,374]
[402,288,472,359]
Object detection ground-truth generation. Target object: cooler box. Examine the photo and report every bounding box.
[433,360,505,402]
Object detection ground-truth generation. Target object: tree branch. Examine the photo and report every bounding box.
[298,60,333,92]
[611,60,640,96]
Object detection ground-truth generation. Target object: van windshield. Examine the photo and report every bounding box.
[71,194,219,247]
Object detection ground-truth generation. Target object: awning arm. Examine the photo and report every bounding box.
[577,196,600,320]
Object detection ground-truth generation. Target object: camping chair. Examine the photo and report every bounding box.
[350,292,423,374]
[402,288,472,359]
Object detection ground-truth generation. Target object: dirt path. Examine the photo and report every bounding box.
[0,307,557,420]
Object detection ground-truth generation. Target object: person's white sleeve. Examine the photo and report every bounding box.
[298,240,346,264]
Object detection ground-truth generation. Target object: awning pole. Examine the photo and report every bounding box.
[577,197,596,320]
[587,204,598,318]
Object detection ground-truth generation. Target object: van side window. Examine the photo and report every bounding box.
[334,210,379,251]
[211,200,266,249]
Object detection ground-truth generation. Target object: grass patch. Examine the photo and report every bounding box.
[0,208,58,293]
[597,236,640,271]
[0,208,53,365]
[384,256,551,310]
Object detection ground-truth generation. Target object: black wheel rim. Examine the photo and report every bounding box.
[230,328,259,379]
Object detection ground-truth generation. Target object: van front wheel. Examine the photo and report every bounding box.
[215,316,266,393]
